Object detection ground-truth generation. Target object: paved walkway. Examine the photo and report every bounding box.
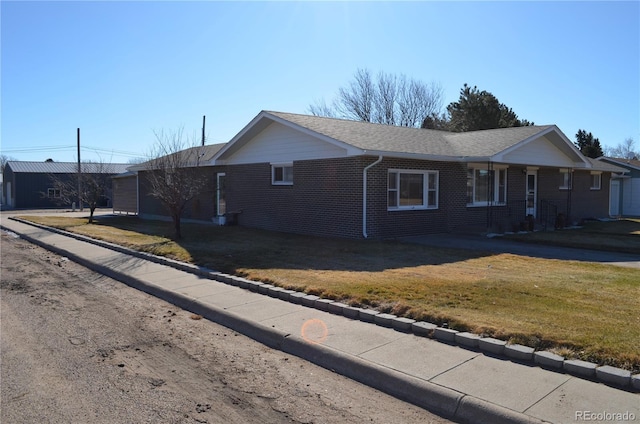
[1,215,639,424]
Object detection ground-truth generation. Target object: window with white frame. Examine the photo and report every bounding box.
[47,188,61,198]
[559,169,572,190]
[590,172,602,190]
[466,167,507,206]
[387,170,438,210]
[272,163,293,185]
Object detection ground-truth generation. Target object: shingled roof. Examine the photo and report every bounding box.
[265,111,556,158]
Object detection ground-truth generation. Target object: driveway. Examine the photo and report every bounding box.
[402,233,640,269]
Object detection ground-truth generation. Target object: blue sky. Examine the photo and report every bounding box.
[2,1,639,163]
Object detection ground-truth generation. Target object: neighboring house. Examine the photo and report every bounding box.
[597,157,640,217]
[115,111,625,239]
[3,161,130,209]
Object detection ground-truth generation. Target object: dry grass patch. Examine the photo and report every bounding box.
[17,215,640,372]
[506,218,640,254]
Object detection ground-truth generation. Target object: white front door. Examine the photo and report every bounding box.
[526,170,537,217]
[610,179,620,216]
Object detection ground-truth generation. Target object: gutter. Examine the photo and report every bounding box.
[362,155,383,238]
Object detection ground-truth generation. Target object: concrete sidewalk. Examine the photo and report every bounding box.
[1,216,638,424]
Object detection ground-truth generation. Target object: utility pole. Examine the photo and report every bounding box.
[77,128,83,211]
[202,115,206,146]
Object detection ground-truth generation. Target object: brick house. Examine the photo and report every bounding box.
[116,111,625,239]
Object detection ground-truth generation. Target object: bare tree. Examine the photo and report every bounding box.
[606,137,638,159]
[309,68,444,128]
[374,71,397,125]
[1,154,17,174]
[335,68,375,122]
[308,98,338,118]
[47,161,117,223]
[397,77,444,128]
[143,128,210,240]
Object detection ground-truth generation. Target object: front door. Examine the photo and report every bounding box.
[526,170,537,217]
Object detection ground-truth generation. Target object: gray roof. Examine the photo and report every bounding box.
[598,157,640,172]
[129,143,226,171]
[266,111,555,159]
[7,161,130,174]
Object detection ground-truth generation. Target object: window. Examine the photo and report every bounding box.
[47,188,61,198]
[388,170,438,210]
[590,172,602,190]
[272,164,293,185]
[559,169,572,190]
[466,167,507,206]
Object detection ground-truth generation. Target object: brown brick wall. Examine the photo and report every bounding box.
[225,158,367,238]
[137,167,218,221]
[133,159,615,239]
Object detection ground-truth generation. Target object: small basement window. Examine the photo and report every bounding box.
[272,164,293,185]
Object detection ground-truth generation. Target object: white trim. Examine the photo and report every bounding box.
[466,167,508,207]
[590,171,602,190]
[271,163,293,185]
[493,125,591,168]
[387,169,439,211]
[559,168,573,190]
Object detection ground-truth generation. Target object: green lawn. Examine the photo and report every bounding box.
[17,215,640,372]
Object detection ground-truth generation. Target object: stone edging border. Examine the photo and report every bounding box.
[6,217,640,393]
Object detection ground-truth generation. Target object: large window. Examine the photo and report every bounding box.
[272,163,293,185]
[466,167,507,206]
[388,170,438,210]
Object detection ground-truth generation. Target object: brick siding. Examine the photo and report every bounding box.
[134,160,615,239]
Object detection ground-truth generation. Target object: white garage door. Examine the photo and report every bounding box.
[622,178,640,216]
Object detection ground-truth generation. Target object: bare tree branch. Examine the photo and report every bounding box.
[46,161,115,223]
[606,137,638,159]
[143,128,210,239]
[310,68,444,128]
[336,68,375,122]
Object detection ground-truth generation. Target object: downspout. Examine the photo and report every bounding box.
[362,155,384,238]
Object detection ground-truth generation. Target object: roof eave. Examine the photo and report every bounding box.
[359,150,485,162]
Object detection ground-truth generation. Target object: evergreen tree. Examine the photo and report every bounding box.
[574,129,604,158]
[442,84,533,132]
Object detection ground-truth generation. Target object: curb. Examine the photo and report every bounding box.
[5,217,640,400]
[2,218,552,423]
[5,216,639,394]
[4,217,639,396]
